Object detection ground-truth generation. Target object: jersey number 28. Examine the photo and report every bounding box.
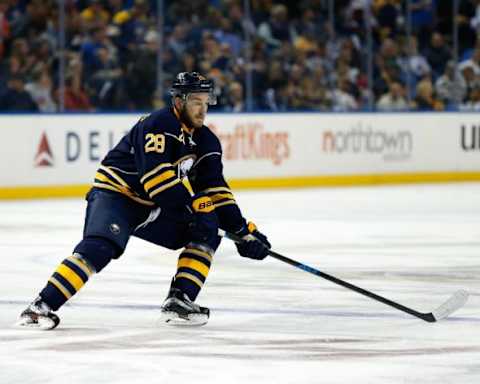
[145,133,165,153]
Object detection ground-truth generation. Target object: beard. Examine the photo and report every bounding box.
[179,105,203,129]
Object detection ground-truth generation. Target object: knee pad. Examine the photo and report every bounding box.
[73,237,121,272]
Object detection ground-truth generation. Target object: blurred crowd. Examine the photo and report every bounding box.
[1,0,480,112]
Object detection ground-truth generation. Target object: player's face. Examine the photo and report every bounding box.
[182,93,209,128]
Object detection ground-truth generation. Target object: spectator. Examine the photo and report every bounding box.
[213,17,244,56]
[0,75,39,111]
[401,36,431,81]
[332,77,358,111]
[411,79,444,111]
[87,46,124,110]
[125,29,158,110]
[424,32,451,77]
[376,38,402,80]
[80,0,110,30]
[376,81,408,111]
[409,0,435,47]
[116,0,151,49]
[167,24,189,59]
[460,85,480,110]
[63,74,94,112]
[81,25,118,77]
[25,70,57,112]
[460,63,480,101]
[257,4,297,49]
[0,2,11,59]
[457,0,478,57]
[435,61,467,106]
[459,47,480,76]
[374,0,401,38]
[224,81,245,112]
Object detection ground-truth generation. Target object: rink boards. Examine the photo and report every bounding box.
[1,112,480,198]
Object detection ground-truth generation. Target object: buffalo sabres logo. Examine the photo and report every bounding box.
[179,158,194,178]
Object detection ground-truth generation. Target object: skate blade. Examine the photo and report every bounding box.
[14,316,59,331]
[160,311,208,327]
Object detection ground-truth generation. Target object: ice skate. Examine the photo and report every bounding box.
[15,297,60,330]
[160,287,209,326]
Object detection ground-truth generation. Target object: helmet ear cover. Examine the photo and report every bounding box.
[170,72,217,105]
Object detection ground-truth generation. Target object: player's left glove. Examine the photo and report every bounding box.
[235,221,271,260]
[188,193,219,250]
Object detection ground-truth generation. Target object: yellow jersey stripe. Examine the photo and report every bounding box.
[175,272,204,288]
[144,170,176,191]
[214,200,237,208]
[149,178,181,198]
[56,264,85,291]
[67,256,94,277]
[140,163,172,183]
[49,276,72,299]
[99,166,129,188]
[92,183,155,206]
[203,187,232,194]
[184,248,213,262]
[182,178,194,195]
[95,172,129,194]
[210,192,235,203]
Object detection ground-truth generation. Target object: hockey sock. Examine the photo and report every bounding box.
[173,245,213,301]
[39,254,95,311]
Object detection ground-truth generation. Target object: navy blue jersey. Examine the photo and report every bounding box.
[92,107,246,232]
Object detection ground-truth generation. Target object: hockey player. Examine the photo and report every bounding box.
[17,72,271,329]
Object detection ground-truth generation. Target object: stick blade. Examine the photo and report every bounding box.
[431,290,469,321]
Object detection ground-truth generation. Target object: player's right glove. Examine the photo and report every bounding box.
[235,221,271,260]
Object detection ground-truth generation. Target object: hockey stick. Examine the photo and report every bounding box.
[219,229,469,322]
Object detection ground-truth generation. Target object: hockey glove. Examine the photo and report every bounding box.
[188,193,219,250]
[235,222,271,260]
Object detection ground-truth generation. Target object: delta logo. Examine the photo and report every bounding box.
[34,132,54,167]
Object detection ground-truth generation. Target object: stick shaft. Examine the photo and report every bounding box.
[220,230,434,322]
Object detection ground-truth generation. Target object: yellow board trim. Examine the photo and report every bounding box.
[0,185,90,199]
[57,264,85,291]
[4,172,480,199]
[227,172,480,189]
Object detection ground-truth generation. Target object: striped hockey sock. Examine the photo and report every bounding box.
[173,245,213,301]
[39,254,95,310]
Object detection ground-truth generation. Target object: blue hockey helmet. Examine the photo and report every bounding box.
[170,72,217,105]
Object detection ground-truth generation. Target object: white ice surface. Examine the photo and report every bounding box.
[0,184,479,384]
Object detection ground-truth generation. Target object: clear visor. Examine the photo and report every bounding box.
[184,91,217,106]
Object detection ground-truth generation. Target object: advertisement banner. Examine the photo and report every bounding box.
[1,113,480,195]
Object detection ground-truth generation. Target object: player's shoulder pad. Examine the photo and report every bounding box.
[135,108,181,135]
